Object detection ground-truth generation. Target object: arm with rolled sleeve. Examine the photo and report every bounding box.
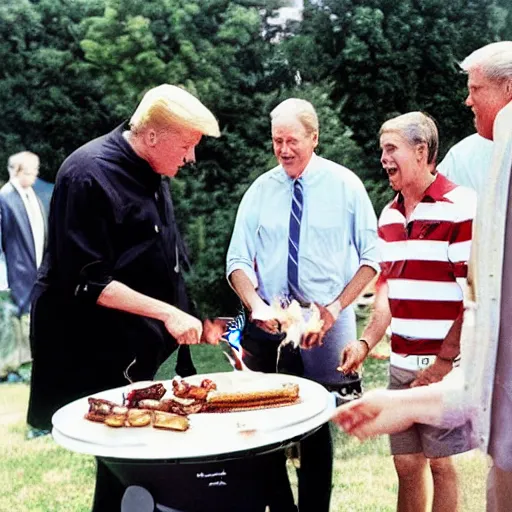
[53,172,205,344]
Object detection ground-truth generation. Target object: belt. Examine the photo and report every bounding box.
[390,352,437,371]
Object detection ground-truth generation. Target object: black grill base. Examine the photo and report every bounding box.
[104,451,289,512]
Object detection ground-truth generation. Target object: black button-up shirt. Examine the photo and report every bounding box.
[28,123,189,428]
[38,122,186,307]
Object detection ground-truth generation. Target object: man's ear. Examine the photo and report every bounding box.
[312,131,319,149]
[145,128,158,147]
[506,79,512,101]
[416,143,427,162]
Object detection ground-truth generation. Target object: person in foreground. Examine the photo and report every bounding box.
[333,41,512,512]
[227,98,379,511]
[339,111,476,512]
[26,84,224,511]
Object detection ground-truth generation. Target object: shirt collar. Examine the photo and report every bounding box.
[109,122,162,191]
[10,178,31,198]
[275,152,319,183]
[391,172,454,211]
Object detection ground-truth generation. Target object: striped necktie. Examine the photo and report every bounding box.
[288,179,304,301]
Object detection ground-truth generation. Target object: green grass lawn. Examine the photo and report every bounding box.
[1,345,487,511]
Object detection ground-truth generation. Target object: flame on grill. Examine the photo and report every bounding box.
[272,299,323,348]
[221,299,324,371]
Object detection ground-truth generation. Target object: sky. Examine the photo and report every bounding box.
[272,0,304,24]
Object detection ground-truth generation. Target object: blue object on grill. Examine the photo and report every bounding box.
[225,310,245,350]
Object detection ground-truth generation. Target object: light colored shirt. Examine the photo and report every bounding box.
[437,133,493,198]
[436,102,512,454]
[11,181,45,267]
[226,153,380,306]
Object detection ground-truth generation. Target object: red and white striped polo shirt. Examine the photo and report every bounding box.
[378,173,476,356]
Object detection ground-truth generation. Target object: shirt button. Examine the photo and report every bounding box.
[154,225,160,233]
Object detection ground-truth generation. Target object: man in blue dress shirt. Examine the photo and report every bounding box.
[226,98,379,511]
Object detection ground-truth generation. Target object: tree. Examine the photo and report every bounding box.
[0,0,109,182]
[280,0,504,182]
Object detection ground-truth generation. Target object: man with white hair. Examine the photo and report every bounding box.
[333,41,512,512]
[0,151,46,382]
[26,84,224,511]
[227,97,379,511]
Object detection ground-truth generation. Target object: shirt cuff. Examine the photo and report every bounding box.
[359,259,380,274]
[226,260,258,289]
[74,261,113,304]
[430,369,470,429]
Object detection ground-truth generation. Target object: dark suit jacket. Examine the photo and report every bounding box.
[0,182,47,315]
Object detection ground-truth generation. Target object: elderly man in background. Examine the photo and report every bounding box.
[333,41,512,512]
[227,98,379,511]
[339,112,476,512]
[0,151,46,383]
[26,84,224,511]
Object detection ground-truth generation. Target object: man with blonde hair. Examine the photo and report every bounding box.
[333,41,512,512]
[0,151,46,383]
[227,97,379,511]
[26,84,223,511]
[339,111,476,512]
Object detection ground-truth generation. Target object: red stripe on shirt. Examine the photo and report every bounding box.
[379,219,471,243]
[381,260,457,282]
[389,299,463,321]
[452,262,468,278]
[450,218,473,245]
[391,334,443,355]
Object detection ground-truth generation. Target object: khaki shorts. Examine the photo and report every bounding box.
[388,365,473,458]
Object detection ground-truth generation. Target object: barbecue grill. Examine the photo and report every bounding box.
[52,371,335,512]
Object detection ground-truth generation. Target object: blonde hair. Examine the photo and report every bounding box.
[7,151,40,179]
[270,98,319,136]
[130,84,220,137]
[380,111,438,164]
[460,41,512,82]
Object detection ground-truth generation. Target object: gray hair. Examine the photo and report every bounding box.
[270,98,319,136]
[7,151,39,179]
[379,112,438,165]
[460,41,512,82]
